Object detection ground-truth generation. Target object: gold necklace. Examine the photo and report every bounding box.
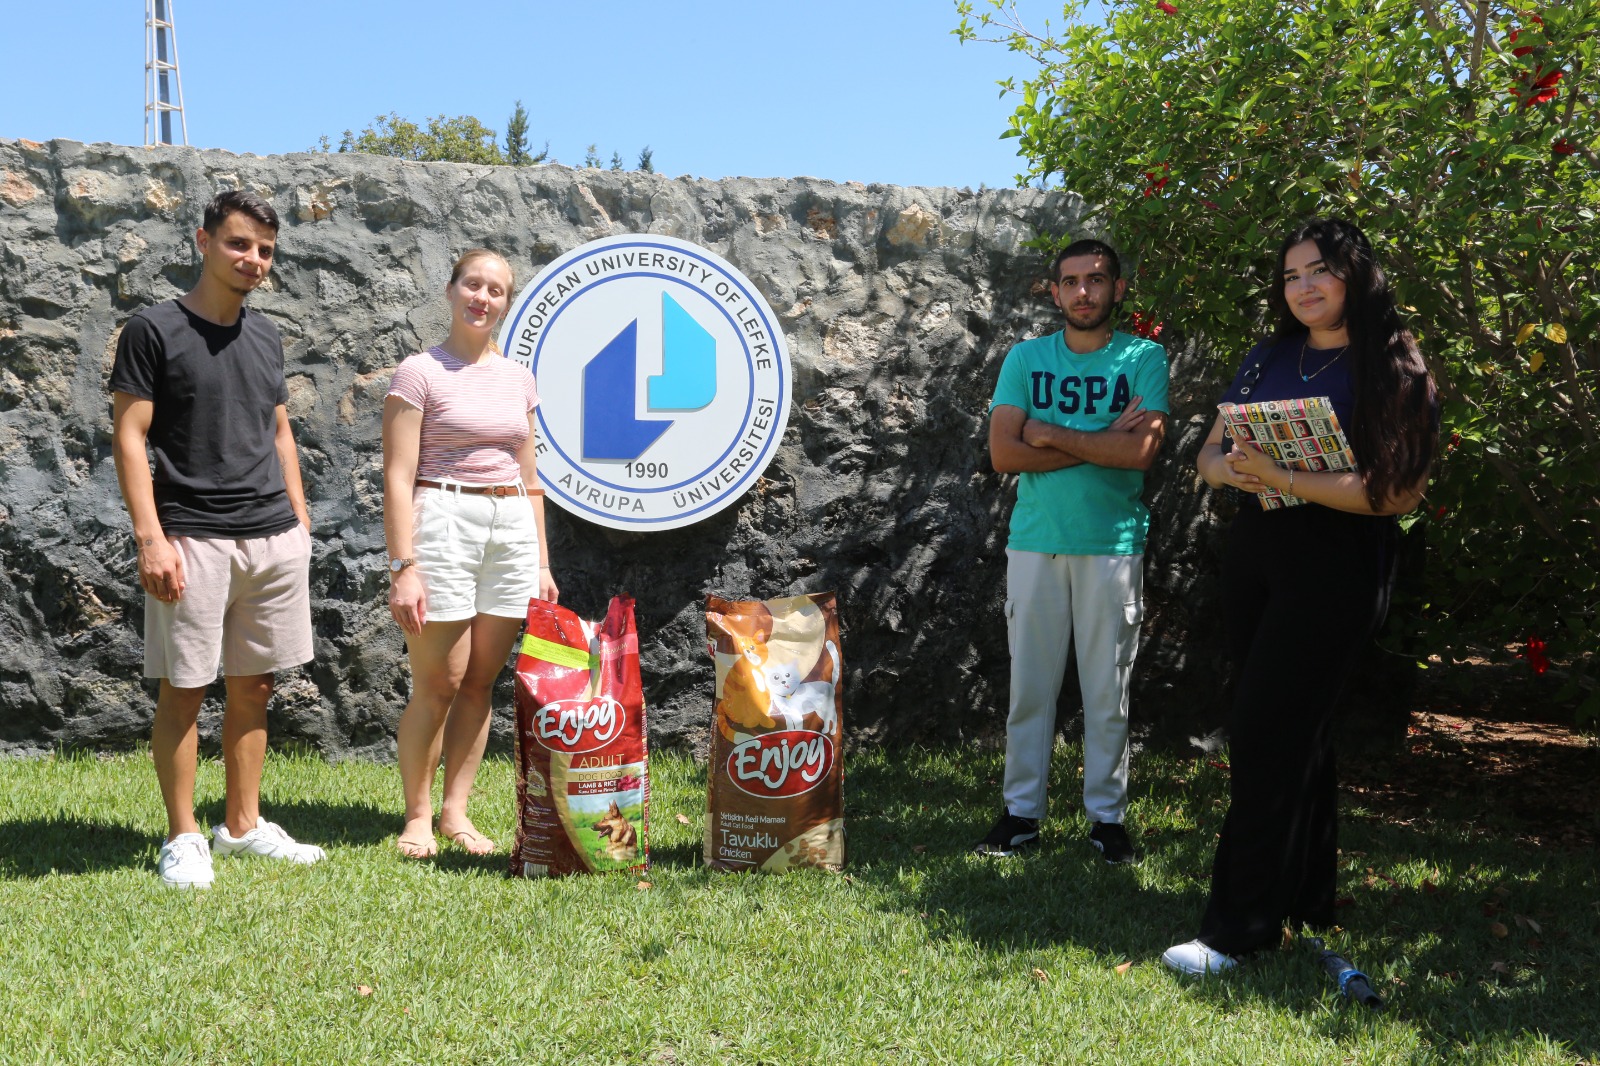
[1299,340,1348,383]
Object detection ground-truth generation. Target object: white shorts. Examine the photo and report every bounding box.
[144,524,314,688]
[412,484,541,623]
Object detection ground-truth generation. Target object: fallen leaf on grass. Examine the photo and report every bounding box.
[1423,879,1439,895]
[637,880,653,891]
[1032,967,1050,983]
[356,984,373,997]
[675,813,691,825]
[1490,961,1511,976]
[912,844,927,854]
[1115,961,1134,975]
[1493,886,1512,900]
[899,968,909,975]
[1514,914,1543,934]
[1489,921,1509,938]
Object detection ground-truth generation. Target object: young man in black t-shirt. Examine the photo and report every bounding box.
[110,190,325,888]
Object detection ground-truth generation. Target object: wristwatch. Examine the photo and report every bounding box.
[389,557,414,573]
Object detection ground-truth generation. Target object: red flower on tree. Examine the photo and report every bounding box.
[1523,67,1563,106]
[1156,1,1178,13]
[1126,310,1166,339]
[1524,636,1550,675]
[1142,162,1170,197]
[1553,138,1576,156]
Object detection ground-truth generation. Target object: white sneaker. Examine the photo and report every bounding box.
[158,832,215,889]
[212,817,327,864]
[1161,939,1238,976]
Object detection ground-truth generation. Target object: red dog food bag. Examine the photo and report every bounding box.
[704,592,845,872]
[512,595,649,878]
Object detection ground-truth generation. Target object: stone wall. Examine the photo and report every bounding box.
[0,138,1232,759]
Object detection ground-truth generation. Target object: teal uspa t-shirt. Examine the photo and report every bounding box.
[989,329,1170,555]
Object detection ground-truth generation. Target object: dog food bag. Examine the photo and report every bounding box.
[512,595,649,878]
[704,592,845,872]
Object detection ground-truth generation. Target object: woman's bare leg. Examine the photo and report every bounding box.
[395,617,472,856]
[436,613,525,853]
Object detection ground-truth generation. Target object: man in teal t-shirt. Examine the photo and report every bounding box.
[974,240,1170,864]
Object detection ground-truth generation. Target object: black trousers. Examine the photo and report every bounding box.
[1198,502,1398,956]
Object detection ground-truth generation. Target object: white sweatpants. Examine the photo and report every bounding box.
[1001,549,1143,824]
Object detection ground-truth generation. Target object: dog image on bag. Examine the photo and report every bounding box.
[592,800,639,863]
[705,593,845,872]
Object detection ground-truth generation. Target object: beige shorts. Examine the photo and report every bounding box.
[412,483,541,623]
[144,524,314,688]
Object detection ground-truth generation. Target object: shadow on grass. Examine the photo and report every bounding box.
[0,798,400,880]
[0,817,155,878]
[842,743,1600,1061]
[193,798,397,849]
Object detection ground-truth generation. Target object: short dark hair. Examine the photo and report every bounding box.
[202,190,279,235]
[1051,239,1121,283]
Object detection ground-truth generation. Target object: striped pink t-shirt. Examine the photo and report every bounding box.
[387,347,540,484]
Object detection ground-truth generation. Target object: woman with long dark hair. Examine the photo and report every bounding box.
[1163,219,1437,975]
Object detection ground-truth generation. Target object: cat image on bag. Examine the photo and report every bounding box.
[767,639,840,735]
[714,632,780,741]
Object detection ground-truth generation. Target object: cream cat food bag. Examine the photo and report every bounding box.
[704,592,845,872]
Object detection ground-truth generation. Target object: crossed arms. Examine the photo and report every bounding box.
[989,397,1168,474]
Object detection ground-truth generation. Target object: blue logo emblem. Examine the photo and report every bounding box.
[499,235,792,532]
[582,293,716,461]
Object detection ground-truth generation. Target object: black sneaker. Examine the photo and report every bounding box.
[1089,821,1138,865]
[973,811,1039,857]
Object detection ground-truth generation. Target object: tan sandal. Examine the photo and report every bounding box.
[443,826,496,855]
[396,832,437,859]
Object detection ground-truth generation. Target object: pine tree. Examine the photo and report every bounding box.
[504,101,530,165]
[637,145,654,173]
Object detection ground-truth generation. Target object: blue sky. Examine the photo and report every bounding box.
[3,1,1067,189]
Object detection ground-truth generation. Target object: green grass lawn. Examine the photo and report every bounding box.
[1,743,1594,1065]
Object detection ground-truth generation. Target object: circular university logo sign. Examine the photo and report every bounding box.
[499,235,792,532]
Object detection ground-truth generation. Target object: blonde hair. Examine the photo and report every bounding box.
[447,249,515,354]
[449,248,515,289]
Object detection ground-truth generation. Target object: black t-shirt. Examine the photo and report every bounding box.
[109,300,298,538]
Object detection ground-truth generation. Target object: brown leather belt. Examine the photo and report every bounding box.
[415,479,536,498]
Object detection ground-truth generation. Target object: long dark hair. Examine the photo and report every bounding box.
[1268,219,1436,509]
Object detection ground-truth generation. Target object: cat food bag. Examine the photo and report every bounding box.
[512,595,649,878]
[704,592,845,872]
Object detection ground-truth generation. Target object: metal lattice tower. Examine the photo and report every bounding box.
[143,0,188,146]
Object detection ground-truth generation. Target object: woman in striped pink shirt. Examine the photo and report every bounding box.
[382,249,557,859]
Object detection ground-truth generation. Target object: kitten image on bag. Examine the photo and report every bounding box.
[767,639,840,733]
[715,632,780,741]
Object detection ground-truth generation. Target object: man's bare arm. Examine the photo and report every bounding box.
[1023,410,1168,471]
[990,404,1086,473]
[112,391,185,602]
[273,405,310,529]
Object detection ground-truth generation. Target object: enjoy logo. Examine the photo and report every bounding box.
[533,696,625,754]
[726,729,834,799]
[500,236,791,532]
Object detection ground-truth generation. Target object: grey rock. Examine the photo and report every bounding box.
[0,138,1232,761]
